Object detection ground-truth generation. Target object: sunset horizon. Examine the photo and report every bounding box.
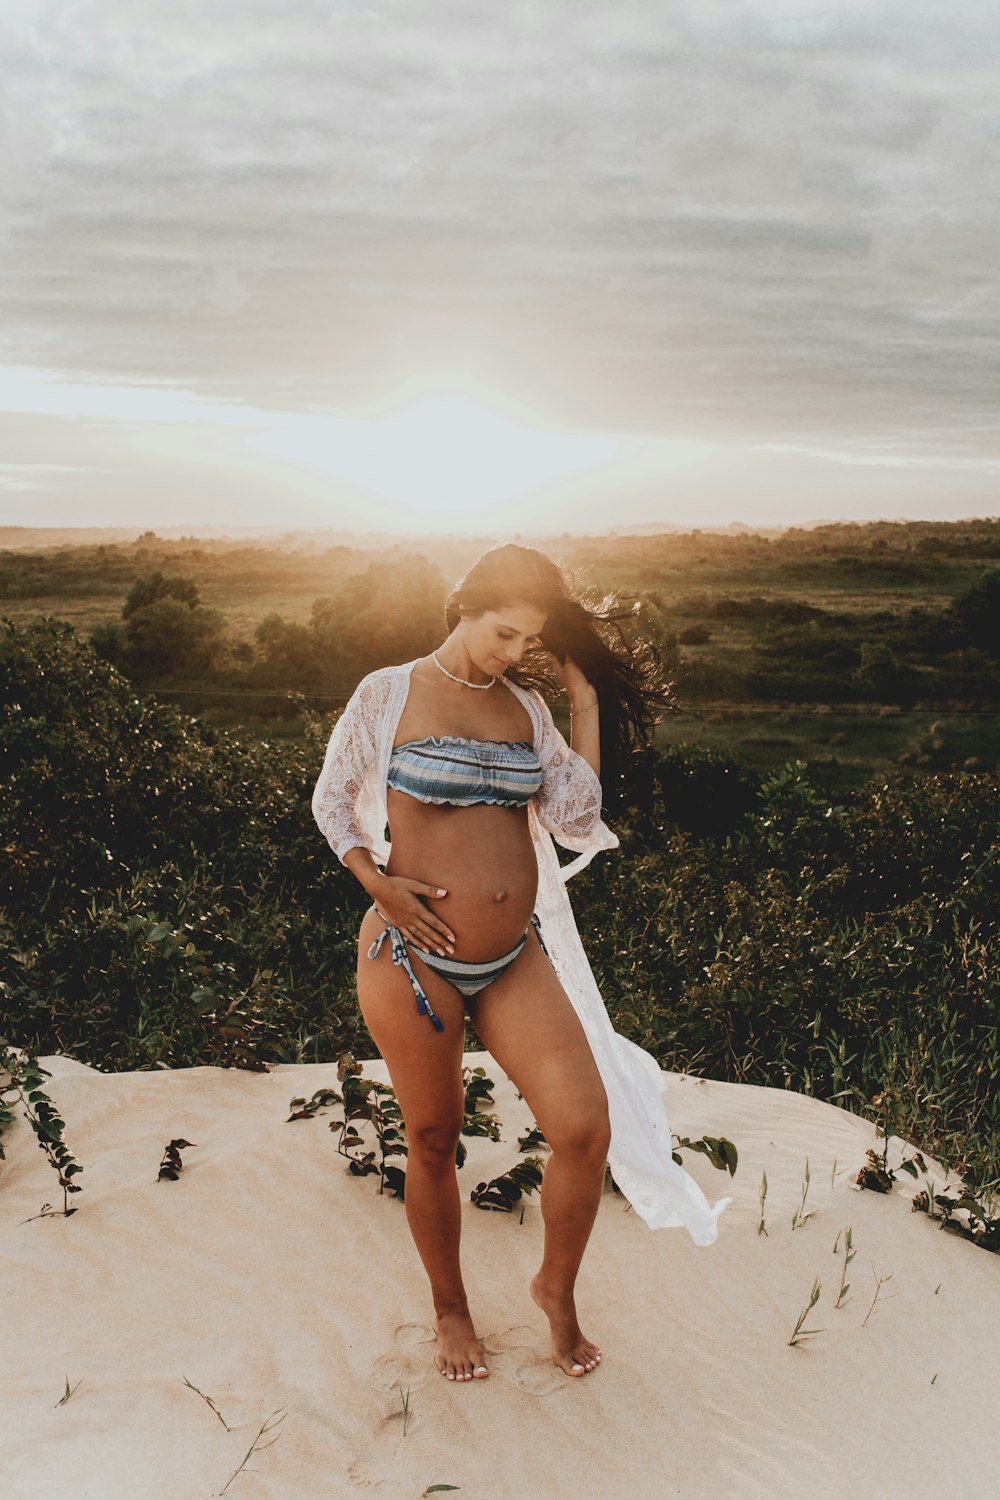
[2,2,998,538]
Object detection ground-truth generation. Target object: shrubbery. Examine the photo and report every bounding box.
[2,615,997,1196]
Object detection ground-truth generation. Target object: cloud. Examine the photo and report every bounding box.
[0,0,998,527]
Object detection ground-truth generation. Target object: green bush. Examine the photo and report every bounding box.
[1,612,997,1195]
[952,569,1000,656]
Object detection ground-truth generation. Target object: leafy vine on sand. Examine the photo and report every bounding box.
[0,1041,83,1217]
[911,1182,1000,1252]
[854,1109,1000,1254]
[294,1055,739,1226]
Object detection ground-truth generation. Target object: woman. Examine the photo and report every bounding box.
[311,544,730,1386]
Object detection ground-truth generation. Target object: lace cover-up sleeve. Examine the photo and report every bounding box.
[530,688,619,864]
[311,671,389,865]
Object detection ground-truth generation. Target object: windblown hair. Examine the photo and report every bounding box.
[445,543,673,810]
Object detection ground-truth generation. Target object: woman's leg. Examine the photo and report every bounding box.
[466,926,611,1377]
[356,906,489,1381]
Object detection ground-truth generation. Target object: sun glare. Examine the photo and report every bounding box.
[244,395,635,517]
[0,367,645,530]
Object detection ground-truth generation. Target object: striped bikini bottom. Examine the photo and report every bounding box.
[366,910,553,1032]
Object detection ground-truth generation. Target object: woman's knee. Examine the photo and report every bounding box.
[545,1107,612,1162]
[407,1117,464,1163]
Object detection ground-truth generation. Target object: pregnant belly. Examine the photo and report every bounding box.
[384,794,538,962]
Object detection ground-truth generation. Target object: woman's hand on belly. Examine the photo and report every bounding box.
[385,801,538,962]
[370,876,456,956]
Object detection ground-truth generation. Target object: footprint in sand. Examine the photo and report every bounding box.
[489,1323,566,1397]
[368,1320,437,1397]
[371,1319,570,1398]
[509,1355,567,1397]
[346,1458,387,1489]
[375,1407,413,1438]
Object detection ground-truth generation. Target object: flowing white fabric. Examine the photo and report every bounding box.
[311,658,731,1245]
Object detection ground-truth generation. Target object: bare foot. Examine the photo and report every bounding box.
[433,1307,489,1382]
[529,1272,603,1377]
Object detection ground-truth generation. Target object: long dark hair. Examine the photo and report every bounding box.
[445,543,673,811]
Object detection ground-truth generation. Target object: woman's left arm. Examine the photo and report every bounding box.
[529,665,618,860]
[562,660,600,780]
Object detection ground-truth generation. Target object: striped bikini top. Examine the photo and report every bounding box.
[387,735,544,808]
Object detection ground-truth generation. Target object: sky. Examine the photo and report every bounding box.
[1,0,998,537]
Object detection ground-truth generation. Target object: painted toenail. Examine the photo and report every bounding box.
[571,1362,583,1371]
[476,1365,487,1373]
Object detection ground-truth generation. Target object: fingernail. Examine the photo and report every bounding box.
[437,888,447,895]
[446,945,454,954]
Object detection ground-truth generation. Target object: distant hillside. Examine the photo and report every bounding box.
[603,521,791,538]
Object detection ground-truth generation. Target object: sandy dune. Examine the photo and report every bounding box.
[2,1050,996,1500]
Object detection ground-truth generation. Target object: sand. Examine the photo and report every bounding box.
[2,1049,997,1500]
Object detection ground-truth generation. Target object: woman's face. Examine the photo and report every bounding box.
[461,601,548,675]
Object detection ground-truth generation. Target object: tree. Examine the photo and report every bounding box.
[89,618,127,667]
[851,641,918,702]
[310,556,446,679]
[952,570,1000,657]
[122,569,199,619]
[116,570,227,680]
[253,613,319,686]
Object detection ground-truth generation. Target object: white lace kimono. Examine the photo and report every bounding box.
[311,658,731,1246]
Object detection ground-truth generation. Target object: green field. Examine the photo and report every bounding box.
[655,704,999,783]
[1,517,998,781]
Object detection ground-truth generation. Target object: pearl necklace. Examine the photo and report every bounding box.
[431,650,496,689]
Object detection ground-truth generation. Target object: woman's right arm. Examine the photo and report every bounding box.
[311,674,384,869]
[311,674,455,954]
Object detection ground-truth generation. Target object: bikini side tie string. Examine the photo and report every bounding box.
[367,922,446,1032]
[529,911,550,959]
